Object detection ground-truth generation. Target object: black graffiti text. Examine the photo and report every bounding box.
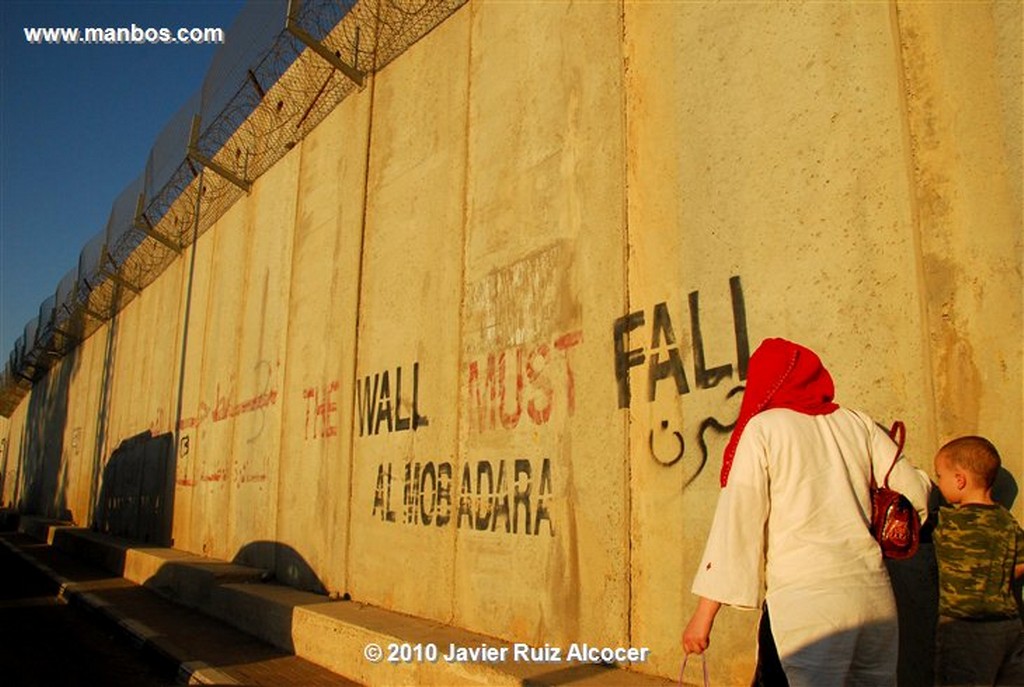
[613,275,749,409]
[356,362,429,437]
[371,458,553,537]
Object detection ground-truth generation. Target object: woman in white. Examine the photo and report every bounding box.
[682,338,931,686]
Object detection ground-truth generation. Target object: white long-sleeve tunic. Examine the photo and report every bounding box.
[692,407,931,685]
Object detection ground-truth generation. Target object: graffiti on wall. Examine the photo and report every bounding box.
[177,383,279,431]
[646,385,745,488]
[614,276,749,486]
[371,457,554,536]
[303,381,340,440]
[466,330,582,434]
[465,241,578,352]
[149,408,166,436]
[70,427,83,457]
[356,362,429,437]
[463,240,582,437]
[175,447,269,486]
[175,360,280,487]
[613,276,748,408]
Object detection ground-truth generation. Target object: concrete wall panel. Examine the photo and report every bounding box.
[276,96,370,594]
[895,2,1023,482]
[111,280,174,441]
[134,261,185,439]
[456,0,628,647]
[172,223,216,552]
[185,199,250,558]
[62,327,112,526]
[223,149,300,569]
[95,263,185,540]
[0,415,10,505]
[346,10,470,622]
[99,302,137,454]
[2,397,26,508]
[17,346,81,521]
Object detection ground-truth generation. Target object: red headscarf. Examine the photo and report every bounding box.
[720,338,840,486]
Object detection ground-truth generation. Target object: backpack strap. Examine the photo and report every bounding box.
[882,421,906,488]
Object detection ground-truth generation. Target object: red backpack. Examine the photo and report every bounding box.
[869,421,921,559]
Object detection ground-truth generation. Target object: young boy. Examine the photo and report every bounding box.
[932,436,1024,686]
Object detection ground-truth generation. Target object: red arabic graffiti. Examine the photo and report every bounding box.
[177,384,279,430]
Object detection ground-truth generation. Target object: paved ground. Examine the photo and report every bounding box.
[0,531,360,686]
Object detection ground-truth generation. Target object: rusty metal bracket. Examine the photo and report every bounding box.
[187,115,252,193]
[101,252,141,295]
[286,0,365,87]
[135,193,182,253]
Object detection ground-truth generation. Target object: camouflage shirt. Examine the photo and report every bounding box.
[933,504,1024,619]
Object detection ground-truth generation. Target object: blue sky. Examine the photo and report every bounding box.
[1,0,247,362]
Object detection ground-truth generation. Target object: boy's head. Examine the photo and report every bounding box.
[933,436,1001,504]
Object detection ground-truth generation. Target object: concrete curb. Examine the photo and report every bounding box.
[7,519,675,686]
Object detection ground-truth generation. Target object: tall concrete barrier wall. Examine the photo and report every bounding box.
[3,1,1020,682]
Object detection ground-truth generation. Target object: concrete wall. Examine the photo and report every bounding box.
[3,1,1020,681]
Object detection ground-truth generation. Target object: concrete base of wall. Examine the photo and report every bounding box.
[16,516,673,686]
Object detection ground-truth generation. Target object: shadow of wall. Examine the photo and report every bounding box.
[234,540,328,596]
[91,430,176,546]
[993,467,1024,624]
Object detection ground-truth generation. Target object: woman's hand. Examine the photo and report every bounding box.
[681,597,721,655]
